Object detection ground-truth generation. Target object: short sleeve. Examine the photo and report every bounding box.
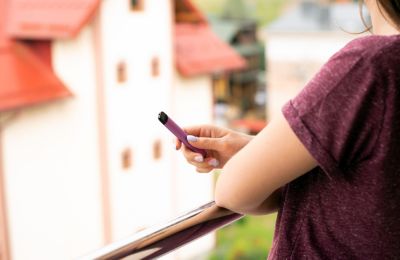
[282,38,385,176]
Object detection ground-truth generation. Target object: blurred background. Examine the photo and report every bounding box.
[0,0,367,259]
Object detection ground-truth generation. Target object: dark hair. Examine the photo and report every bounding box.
[360,0,400,30]
[359,0,372,32]
[377,0,400,29]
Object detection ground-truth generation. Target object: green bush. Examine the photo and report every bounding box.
[208,214,277,259]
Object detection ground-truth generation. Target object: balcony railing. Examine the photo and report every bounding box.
[78,201,242,260]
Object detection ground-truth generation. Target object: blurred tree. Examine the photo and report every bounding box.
[222,0,252,20]
[192,0,290,26]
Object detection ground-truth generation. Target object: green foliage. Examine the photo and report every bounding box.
[208,214,277,259]
[192,0,225,16]
[254,0,288,26]
[222,0,252,20]
[193,0,289,27]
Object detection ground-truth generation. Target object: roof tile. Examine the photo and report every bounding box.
[175,24,246,76]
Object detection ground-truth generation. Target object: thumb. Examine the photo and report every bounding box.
[187,135,221,150]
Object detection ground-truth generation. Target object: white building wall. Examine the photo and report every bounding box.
[2,26,104,260]
[98,0,175,243]
[99,1,215,258]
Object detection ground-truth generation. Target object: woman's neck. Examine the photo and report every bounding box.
[368,1,400,35]
[372,16,400,35]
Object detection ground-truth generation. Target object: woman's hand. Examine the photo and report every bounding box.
[175,125,253,173]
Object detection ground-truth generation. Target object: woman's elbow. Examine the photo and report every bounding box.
[214,184,235,210]
[214,184,251,213]
[214,190,231,210]
[214,193,258,214]
[214,165,254,212]
[214,194,242,213]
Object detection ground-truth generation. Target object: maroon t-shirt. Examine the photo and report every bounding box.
[269,34,400,259]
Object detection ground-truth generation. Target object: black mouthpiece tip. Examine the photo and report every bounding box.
[158,111,168,124]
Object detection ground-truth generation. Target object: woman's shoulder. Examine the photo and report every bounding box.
[341,34,400,60]
[324,34,400,74]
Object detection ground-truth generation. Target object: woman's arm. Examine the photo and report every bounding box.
[237,189,282,215]
[214,112,317,215]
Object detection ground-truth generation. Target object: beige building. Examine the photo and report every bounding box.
[265,1,368,119]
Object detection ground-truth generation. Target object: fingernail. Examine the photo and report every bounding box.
[208,159,219,167]
[194,155,204,162]
[187,135,198,142]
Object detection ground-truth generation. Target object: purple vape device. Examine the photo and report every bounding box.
[158,111,207,157]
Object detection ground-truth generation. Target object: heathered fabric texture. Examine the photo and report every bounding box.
[269,35,400,259]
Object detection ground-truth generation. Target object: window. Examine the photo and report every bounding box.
[130,0,144,11]
[212,74,228,101]
[117,61,127,83]
[121,148,132,169]
[151,57,160,77]
[152,140,162,160]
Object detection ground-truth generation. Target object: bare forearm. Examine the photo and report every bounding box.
[215,189,281,216]
[243,189,281,215]
[213,113,316,216]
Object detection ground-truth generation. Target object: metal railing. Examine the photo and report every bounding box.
[78,201,242,260]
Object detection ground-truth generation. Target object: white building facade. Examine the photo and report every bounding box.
[0,0,245,259]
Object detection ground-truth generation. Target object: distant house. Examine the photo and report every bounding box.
[264,0,368,119]
[0,0,245,259]
[208,0,266,133]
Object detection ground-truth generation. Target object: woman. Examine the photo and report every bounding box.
[177,0,400,258]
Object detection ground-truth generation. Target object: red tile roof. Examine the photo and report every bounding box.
[0,41,72,112]
[6,0,100,39]
[0,0,72,112]
[175,24,247,77]
[175,0,207,24]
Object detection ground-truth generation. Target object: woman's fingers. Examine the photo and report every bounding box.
[187,135,223,151]
[182,125,214,138]
[174,137,182,150]
[182,145,219,170]
[196,167,213,173]
[194,158,219,173]
[182,143,200,160]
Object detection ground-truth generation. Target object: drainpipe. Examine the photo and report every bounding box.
[0,124,11,260]
[92,9,112,244]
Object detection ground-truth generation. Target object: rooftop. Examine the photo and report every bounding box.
[266,1,369,33]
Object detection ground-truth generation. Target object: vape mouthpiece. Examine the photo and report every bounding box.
[158,111,168,124]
